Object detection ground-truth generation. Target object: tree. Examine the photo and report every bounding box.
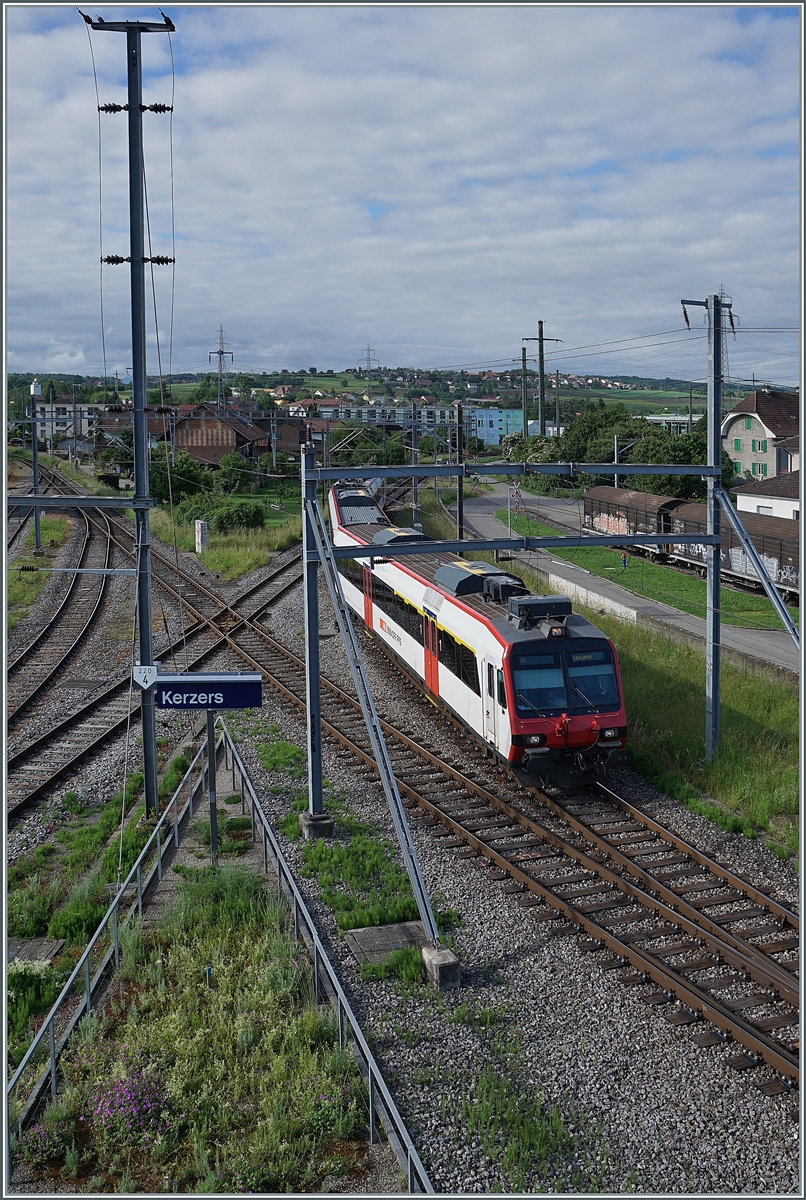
[216,451,252,493]
[149,448,213,504]
[187,374,229,405]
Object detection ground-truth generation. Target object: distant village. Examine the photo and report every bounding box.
[7,363,798,514]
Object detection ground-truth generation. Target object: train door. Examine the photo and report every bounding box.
[483,658,497,746]
[362,566,373,628]
[423,614,439,696]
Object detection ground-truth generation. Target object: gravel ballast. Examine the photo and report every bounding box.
[9,547,799,1193]
[228,574,800,1194]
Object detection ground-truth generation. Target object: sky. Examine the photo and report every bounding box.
[4,3,802,386]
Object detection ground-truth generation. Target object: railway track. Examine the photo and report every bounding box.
[6,466,304,817]
[200,612,800,1086]
[7,510,113,724]
[6,465,55,552]
[11,466,798,1085]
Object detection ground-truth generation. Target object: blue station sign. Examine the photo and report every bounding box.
[152,671,263,710]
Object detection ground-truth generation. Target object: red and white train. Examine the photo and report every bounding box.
[329,486,633,789]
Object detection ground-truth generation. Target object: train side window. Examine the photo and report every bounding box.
[459,644,480,695]
[496,669,507,710]
[487,663,494,697]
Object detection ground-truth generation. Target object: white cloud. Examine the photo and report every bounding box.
[5,4,800,383]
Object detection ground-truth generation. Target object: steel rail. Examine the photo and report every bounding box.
[213,619,798,1001]
[6,530,303,815]
[524,786,799,982]
[7,513,114,724]
[595,780,798,928]
[192,620,798,1078]
[16,467,797,1077]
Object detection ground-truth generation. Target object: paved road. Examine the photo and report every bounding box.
[452,481,799,677]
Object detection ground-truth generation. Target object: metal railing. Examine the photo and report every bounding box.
[7,719,433,1194]
[219,719,434,1194]
[6,739,207,1184]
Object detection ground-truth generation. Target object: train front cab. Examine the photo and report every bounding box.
[501,635,632,790]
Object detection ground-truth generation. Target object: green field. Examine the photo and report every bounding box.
[7,515,72,632]
[150,494,301,581]
[499,510,799,632]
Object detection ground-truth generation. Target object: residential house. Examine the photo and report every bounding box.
[157,402,269,466]
[732,471,800,521]
[721,390,799,480]
[776,436,799,476]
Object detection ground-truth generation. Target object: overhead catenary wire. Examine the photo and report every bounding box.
[83,19,109,404]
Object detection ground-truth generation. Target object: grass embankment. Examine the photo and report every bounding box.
[500,509,799,632]
[14,868,366,1193]
[7,775,145,1072]
[150,492,301,581]
[416,500,799,855]
[7,515,71,632]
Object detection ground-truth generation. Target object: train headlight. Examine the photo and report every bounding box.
[526,734,547,746]
[601,728,618,739]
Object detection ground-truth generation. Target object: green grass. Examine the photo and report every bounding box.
[436,1029,587,1191]
[6,774,146,945]
[25,867,365,1193]
[150,505,301,580]
[298,794,419,931]
[580,604,798,850]
[359,945,424,984]
[7,515,71,631]
[499,509,799,632]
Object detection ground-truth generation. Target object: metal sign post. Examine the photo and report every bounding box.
[137,669,262,865]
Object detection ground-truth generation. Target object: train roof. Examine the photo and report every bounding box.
[584,485,686,514]
[336,516,611,649]
[671,502,800,546]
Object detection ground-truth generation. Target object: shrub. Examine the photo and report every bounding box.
[7,877,63,939]
[210,500,265,533]
[48,898,107,944]
[17,1118,74,1166]
[89,1066,175,1152]
[174,495,265,532]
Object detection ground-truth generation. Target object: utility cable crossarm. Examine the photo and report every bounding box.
[716,492,799,650]
[80,12,175,33]
[305,496,441,946]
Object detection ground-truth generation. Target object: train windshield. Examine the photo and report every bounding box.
[509,644,620,717]
[566,648,619,713]
[511,651,566,717]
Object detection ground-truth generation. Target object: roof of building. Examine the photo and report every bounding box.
[777,435,800,451]
[722,390,800,438]
[731,470,800,499]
